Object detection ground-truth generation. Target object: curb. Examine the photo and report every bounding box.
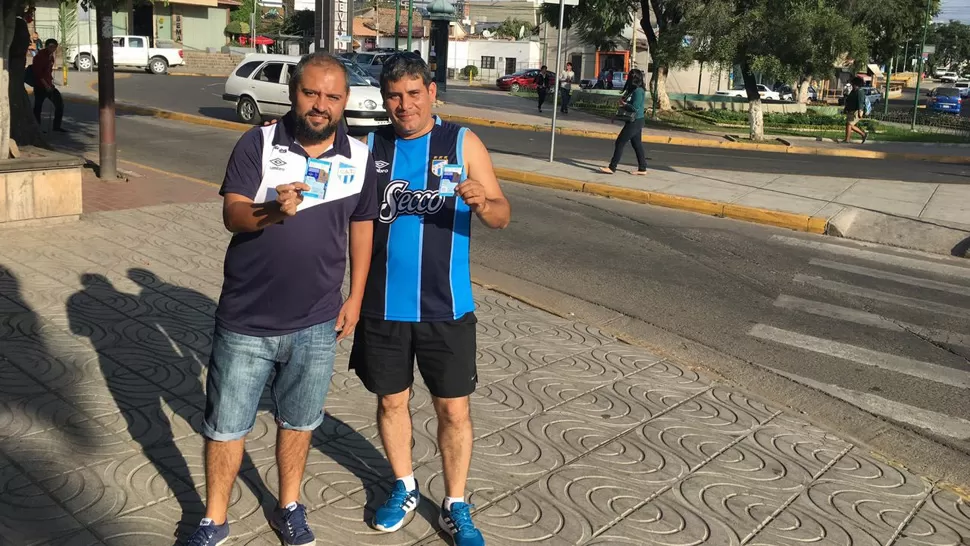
[58,93,829,235]
[438,113,970,165]
[494,167,829,234]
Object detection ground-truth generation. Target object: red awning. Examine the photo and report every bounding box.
[253,36,274,45]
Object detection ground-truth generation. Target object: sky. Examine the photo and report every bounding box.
[939,0,970,22]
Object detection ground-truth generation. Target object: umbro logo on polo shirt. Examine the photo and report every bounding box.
[374,160,390,173]
[269,158,287,167]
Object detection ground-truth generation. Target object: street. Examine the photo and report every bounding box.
[78,72,970,184]
[51,103,970,456]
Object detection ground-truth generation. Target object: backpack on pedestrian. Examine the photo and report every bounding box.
[863,93,872,116]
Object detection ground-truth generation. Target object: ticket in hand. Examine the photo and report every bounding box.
[303,158,332,199]
[438,164,463,197]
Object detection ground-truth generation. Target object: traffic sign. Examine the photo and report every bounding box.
[542,0,579,5]
[923,44,936,54]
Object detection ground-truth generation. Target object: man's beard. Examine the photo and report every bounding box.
[294,110,340,144]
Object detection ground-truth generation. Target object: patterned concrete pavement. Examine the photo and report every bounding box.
[1,203,969,546]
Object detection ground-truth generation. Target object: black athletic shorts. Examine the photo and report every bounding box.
[349,312,478,398]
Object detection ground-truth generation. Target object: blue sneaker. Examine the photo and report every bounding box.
[185,518,229,546]
[373,480,420,532]
[439,502,485,546]
[270,502,315,546]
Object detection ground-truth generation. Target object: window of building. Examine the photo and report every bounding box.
[481,56,495,69]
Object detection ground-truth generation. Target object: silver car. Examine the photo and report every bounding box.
[223,53,389,135]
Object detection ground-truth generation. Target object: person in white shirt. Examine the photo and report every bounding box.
[560,62,575,114]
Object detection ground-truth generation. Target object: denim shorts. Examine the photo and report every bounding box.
[203,320,338,442]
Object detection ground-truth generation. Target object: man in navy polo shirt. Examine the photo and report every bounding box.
[186,52,378,546]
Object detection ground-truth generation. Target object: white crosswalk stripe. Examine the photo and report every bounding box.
[753,237,970,440]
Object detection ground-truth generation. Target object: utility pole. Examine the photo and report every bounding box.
[884,50,894,116]
[407,0,413,50]
[395,0,401,49]
[911,0,932,130]
[95,4,116,180]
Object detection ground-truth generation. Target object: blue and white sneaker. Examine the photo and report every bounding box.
[373,480,420,532]
[270,502,315,546]
[439,502,485,546]
[185,518,229,546]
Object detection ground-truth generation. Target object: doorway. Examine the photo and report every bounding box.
[133,1,154,45]
[505,57,517,75]
[570,54,582,82]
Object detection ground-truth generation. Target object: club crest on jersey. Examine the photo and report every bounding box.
[380,180,446,223]
[335,162,356,184]
[430,157,449,177]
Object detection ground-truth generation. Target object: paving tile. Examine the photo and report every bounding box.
[661,177,757,203]
[583,493,744,545]
[761,174,860,201]
[0,483,85,544]
[730,189,829,216]
[894,488,970,545]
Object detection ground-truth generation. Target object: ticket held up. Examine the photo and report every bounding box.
[438,164,463,197]
[303,158,332,199]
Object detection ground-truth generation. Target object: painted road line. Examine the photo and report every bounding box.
[771,235,970,278]
[809,258,970,297]
[772,368,970,441]
[773,295,970,349]
[748,324,970,390]
[793,275,970,320]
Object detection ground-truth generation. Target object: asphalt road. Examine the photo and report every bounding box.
[54,105,970,453]
[93,72,970,185]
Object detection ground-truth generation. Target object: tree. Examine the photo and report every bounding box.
[693,0,866,140]
[852,0,940,68]
[927,20,970,70]
[57,0,79,81]
[494,17,534,40]
[283,9,314,37]
[541,0,699,111]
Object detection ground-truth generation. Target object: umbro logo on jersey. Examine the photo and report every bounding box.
[374,160,390,173]
[269,158,287,167]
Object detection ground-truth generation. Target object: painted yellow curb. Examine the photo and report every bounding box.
[496,168,828,234]
[439,113,970,165]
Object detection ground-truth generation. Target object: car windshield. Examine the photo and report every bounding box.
[937,88,961,97]
[347,69,370,87]
[355,53,375,64]
[957,82,970,88]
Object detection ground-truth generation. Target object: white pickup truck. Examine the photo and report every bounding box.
[715,84,782,101]
[67,35,184,75]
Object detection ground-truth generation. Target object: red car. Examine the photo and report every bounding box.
[496,69,549,92]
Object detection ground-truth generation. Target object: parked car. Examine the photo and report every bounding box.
[927,86,963,114]
[592,70,628,90]
[341,59,379,87]
[341,51,398,80]
[67,35,183,74]
[715,84,782,101]
[954,80,970,97]
[940,71,960,83]
[223,54,388,134]
[496,69,544,92]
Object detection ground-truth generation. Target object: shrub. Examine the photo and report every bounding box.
[461,65,479,78]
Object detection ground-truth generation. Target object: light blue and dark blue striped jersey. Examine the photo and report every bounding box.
[361,117,474,323]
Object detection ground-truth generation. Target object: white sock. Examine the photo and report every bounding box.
[283,502,297,511]
[398,474,417,491]
[443,496,464,511]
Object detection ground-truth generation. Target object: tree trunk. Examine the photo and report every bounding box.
[741,64,764,141]
[656,64,672,111]
[797,78,811,104]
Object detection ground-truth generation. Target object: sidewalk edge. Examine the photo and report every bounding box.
[495,167,829,234]
[439,113,970,165]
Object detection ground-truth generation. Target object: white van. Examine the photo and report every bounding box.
[223,54,388,135]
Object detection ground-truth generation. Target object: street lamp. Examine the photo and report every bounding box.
[911,0,932,130]
[407,0,414,50]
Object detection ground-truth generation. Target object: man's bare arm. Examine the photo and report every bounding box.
[222,183,309,233]
[461,130,511,229]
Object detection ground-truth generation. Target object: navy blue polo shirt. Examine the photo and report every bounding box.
[216,114,378,336]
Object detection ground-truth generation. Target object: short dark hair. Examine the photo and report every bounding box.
[289,52,349,101]
[380,52,433,94]
[540,65,547,70]
[45,38,58,48]
[851,76,865,87]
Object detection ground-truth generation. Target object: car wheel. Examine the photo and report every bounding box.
[236,96,260,124]
[149,57,168,75]
[76,54,93,71]
[510,83,520,93]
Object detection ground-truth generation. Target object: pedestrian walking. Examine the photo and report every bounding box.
[185,52,378,546]
[600,68,647,175]
[353,52,511,546]
[843,76,869,144]
[559,62,575,114]
[31,39,65,132]
[536,65,550,112]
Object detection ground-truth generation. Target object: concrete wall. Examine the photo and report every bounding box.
[174,5,229,51]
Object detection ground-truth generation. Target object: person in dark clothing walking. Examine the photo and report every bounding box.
[843,76,869,144]
[600,69,647,175]
[536,65,550,112]
[32,39,65,132]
